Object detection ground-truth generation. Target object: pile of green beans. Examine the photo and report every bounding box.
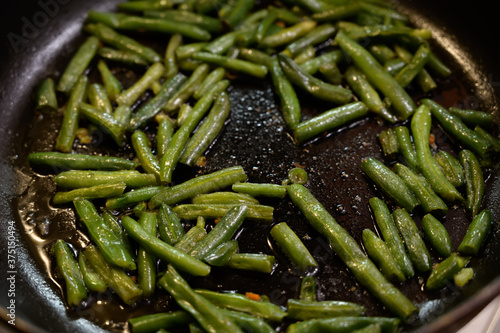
[26,0,500,332]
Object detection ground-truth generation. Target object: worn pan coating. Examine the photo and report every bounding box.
[0,0,499,332]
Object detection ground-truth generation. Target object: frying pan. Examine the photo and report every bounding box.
[1,0,499,332]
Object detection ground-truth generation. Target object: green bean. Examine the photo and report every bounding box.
[98,47,149,67]
[204,240,239,266]
[133,202,147,218]
[73,198,136,270]
[285,23,337,57]
[176,43,208,61]
[343,66,396,123]
[227,253,276,273]
[157,117,175,160]
[369,197,414,278]
[474,125,500,153]
[458,209,492,256]
[311,2,361,22]
[172,204,274,222]
[179,91,231,166]
[88,83,113,114]
[27,151,137,171]
[287,184,417,320]
[378,128,400,158]
[158,266,243,332]
[165,64,210,113]
[84,23,161,63]
[105,186,164,210]
[287,299,365,321]
[145,10,223,33]
[448,107,494,130]
[288,167,308,185]
[318,62,341,85]
[294,102,368,144]
[192,192,259,205]
[360,2,409,23]
[132,130,161,180]
[434,151,464,188]
[176,103,193,128]
[189,205,247,259]
[78,252,107,293]
[87,11,212,41]
[174,226,207,253]
[425,253,469,291]
[232,182,287,199]
[194,289,287,322]
[57,36,99,93]
[255,11,277,44]
[393,45,436,93]
[335,31,416,120]
[136,212,157,298]
[427,51,452,78]
[116,62,165,107]
[129,73,187,130]
[300,50,344,75]
[393,163,448,216]
[221,308,276,333]
[278,53,352,105]
[361,157,419,212]
[291,0,333,13]
[112,105,132,127]
[421,214,452,258]
[163,34,182,79]
[260,20,317,48]
[35,77,58,111]
[52,182,126,205]
[459,149,484,218]
[101,211,135,258]
[269,57,301,129]
[270,222,317,270]
[411,104,464,202]
[220,0,254,29]
[193,68,227,100]
[384,58,406,76]
[121,216,211,276]
[84,245,143,305]
[421,99,493,160]
[191,52,268,79]
[55,75,89,153]
[391,208,432,273]
[117,0,173,13]
[204,31,242,55]
[362,229,406,283]
[157,204,185,245]
[299,276,317,301]
[79,102,127,147]
[53,240,87,306]
[159,80,230,184]
[238,48,272,68]
[352,323,382,333]
[286,316,400,333]
[393,126,418,171]
[454,267,475,288]
[129,311,192,333]
[394,43,431,88]
[54,170,158,189]
[369,44,396,64]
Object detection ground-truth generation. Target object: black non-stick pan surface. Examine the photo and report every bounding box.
[1,1,499,332]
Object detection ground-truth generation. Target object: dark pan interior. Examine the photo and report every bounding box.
[1,1,499,332]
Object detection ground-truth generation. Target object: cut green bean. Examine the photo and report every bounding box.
[172,204,274,222]
[193,67,227,100]
[422,214,452,258]
[227,253,276,273]
[300,50,344,75]
[55,75,89,153]
[394,126,418,171]
[145,10,223,33]
[459,149,484,218]
[362,229,406,283]
[287,299,365,321]
[87,11,211,41]
[288,167,308,185]
[394,43,431,88]
[98,47,149,67]
[174,226,206,254]
[286,316,400,333]
[113,105,133,126]
[378,128,400,158]
[260,20,317,48]
[79,102,127,147]
[411,104,464,202]
[232,182,287,199]
[426,253,469,291]
[27,151,137,171]
[57,36,99,93]
[474,125,500,153]
[164,63,210,113]
[278,53,352,105]
[335,31,416,120]
[287,184,417,320]
[129,311,192,333]
[294,102,368,144]
[52,182,126,204]
[203,240,239,266]
[393,45,436,93]
[361,157,419,212]
[35,77,58,111]
[136,212,157,298]
[101,211,135,258]
[454,267,475,288]
[393,163,448,216]
[54,170,158,189]
[156,117,175,160]
[285,23,337,57]
[318,62,341,85]
[458,209,492,256]
[311,2,361,21]
[84,245,142,305]
[105,186,164,210]
[435,150,464,188]
[194,289,287,322]
[78,252,107,293]
[74,198,136,270]
[157,204,185,245]
[270,222,317,270]
[164,34,182,79]
[220,0,254,28]
[158,266,242,332]
[299,276,317,301]
[121,216,210,276]
[449,107,494,130]
[221,308,276,333]
[117,0,173,13]
[392,208,432,273]
[53,240,87,306]
[116,62,165,107]
[88,83,112,114]
[191,192,259,205]
[369,44,396,64]
[132,130,160,180]
[192,52,268,78]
